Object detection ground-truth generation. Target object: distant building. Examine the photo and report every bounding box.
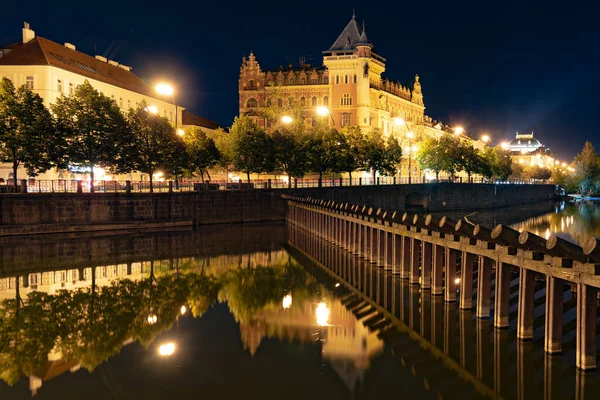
[0,22,214,182]
[505,132,556,169]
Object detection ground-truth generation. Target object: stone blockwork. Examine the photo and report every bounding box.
[0,184,554,236]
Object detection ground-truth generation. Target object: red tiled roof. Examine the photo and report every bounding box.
[0,37,155,97]
[181,109,220,130]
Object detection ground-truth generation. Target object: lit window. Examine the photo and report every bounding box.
[345,75,348,84]
[342,113,351,127]
[354,75,357,83]
[324,77,329,84]
[57,79,63,93]
[341,93,352,106]
[323,96,328,106]
[289,79,294,85]
[301,78,305,84]
[247,98,258,108]
[311,96,317,106]
[288,97,293,106]
[68,82,74,95]
[266,99,272,107]
[300,97,306,106]
[277,99,283,108]
[26,76,34,90]
[335,76,339,85]
[127,99,131,109]
[311,79,317,84]
[248,79,255,89]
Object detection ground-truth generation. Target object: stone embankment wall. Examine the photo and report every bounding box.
[0,184,554,236]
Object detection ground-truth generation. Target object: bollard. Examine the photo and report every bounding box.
[359,177,362,186]
[377,177,380,185]
[168,181,173,193]
[126,180,132,194]
[20,179,27,193]
[77,180,83,193]
[268,178,272,189]
[294,178,298,188]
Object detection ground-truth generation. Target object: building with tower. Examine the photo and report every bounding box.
[505,132,556,169]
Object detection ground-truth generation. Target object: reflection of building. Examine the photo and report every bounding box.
[506,132,555,168]
[238,295,383,393]
[0,22,217,182]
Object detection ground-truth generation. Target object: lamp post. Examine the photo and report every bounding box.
[316,106,335,127]
[156,83,179,133]
[393,117,417,183]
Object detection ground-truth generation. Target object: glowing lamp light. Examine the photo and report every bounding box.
[146,105,158,114]
[147,314,157,324]
[158,342,175,356]
[282,294,292,309]
[561,162,567,167]
[411,145,418,152]
[454,126,464,135]
[454,278,461,285]
[406,131,415,139]
[481,134,490,143]
[500,142,510,150]
[281,115,293,124]
[393,117,405,126]
[177,129,185,136]
[156,83,174,96]
[334,283,340,287]
[315,302,330,326]
[180,305,187,315]
[555,160,560,165]
[316,106,330,116]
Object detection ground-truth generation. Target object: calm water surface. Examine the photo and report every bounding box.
[0,201,598,399]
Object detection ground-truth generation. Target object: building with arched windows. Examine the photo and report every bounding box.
[505,132,556,169]
[239,14,451,142]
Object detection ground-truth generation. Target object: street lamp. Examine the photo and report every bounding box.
[155,83,179,133]
[316,106,335,127]
[177,129,185,136]
[146,105,159,114]
[454,126,465,135]
[481,134,490,144]
[393,116,417,183]
[281,115,293,124]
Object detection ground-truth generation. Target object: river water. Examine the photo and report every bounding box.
[0,201,598,399]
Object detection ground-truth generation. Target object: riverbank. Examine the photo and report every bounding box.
[0,183,554,236]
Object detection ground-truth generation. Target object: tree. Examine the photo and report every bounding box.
[438,134,463,180]
[458,142,485,182]
[415,135,445,180]
[271,129,309,187]
[52,81,132,192]
[573,142,600,195]
[363,129,403,182]
[0,78,57,186]
[227,116,275,183]
[127,103,179,192]
[339,125,367,182]
[305,127,343,186]
[482,146,513,181]
[183,127,221,182]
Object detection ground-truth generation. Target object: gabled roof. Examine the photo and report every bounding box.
[181,109,220,130]
[0,37,155,97]
[325,16,370,53]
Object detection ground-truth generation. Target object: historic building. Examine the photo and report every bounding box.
[239,14,469,181]
[0,22,218,183]
[505,132,556,169]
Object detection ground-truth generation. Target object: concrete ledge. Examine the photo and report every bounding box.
[0,219,193,237]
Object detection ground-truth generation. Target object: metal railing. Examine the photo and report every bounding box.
[0,176,551,194]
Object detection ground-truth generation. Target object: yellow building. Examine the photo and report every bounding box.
[239,14,483,181]
[0,22,218,183]
[505,132,556,169]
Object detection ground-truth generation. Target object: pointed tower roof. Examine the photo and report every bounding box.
[325,14,369,52]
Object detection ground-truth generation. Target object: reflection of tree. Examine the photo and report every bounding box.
[0,271,220,386]
[218,258,321,324]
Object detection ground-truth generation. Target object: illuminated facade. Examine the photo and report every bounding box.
[0,22,217,183]
[506,132,556,169]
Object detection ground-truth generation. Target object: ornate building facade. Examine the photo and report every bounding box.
[505,132,556,169]
[239,15,450,140]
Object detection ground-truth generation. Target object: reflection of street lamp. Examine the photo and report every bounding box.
[316,106,335,127]
[315,302,330,326]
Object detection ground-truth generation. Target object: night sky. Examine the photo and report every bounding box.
[1,1,599,161]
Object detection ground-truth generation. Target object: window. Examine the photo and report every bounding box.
[341,93,352,106]
[324,77,329,84]
[323,96,329,106]
[246,98,258,108]
[248,79,255,89]
[300,97,306,106]
[342,113,351,127]
[288,97,294,106]
[57,79,63,93]
[311,96,317,106]
[68,82,74,95]
[266,99,272,107]
[170,111,173,121]
[353,75,357,83]
[311,79,317,84]
[127,99,131,109]
[26,76,34,90]
[301,78,305,84]
[335,75,339,85]
[119,97,123,108]
[277,99,283,107]
[345,75,348,84]
[289,79,294,85]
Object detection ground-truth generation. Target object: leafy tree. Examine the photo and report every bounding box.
[305,127,343,186]
[0,78,57,186]
[127,103,179,192]
[339,125,367,182]
[271,128,309,187]
[482,146,513,181]
[163,136,189,188]
[438,134,463,180]
[227,116,275,183]
[528,165,552,181]
[415,135,445,181]
[52,81,132,192]
[363,129,403,182]
[183,127,221,182]
[573,141,600,195]
[458,142,485,182]
[551,166,578,193]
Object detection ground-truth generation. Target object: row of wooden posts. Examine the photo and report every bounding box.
[283,195,600,371]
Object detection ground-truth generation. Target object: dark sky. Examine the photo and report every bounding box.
[1,0,599,161]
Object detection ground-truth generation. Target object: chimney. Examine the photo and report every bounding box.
[95,55,107,62]
[64,43,76,50]
[22,22,35,44]
[108,60,119,66]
